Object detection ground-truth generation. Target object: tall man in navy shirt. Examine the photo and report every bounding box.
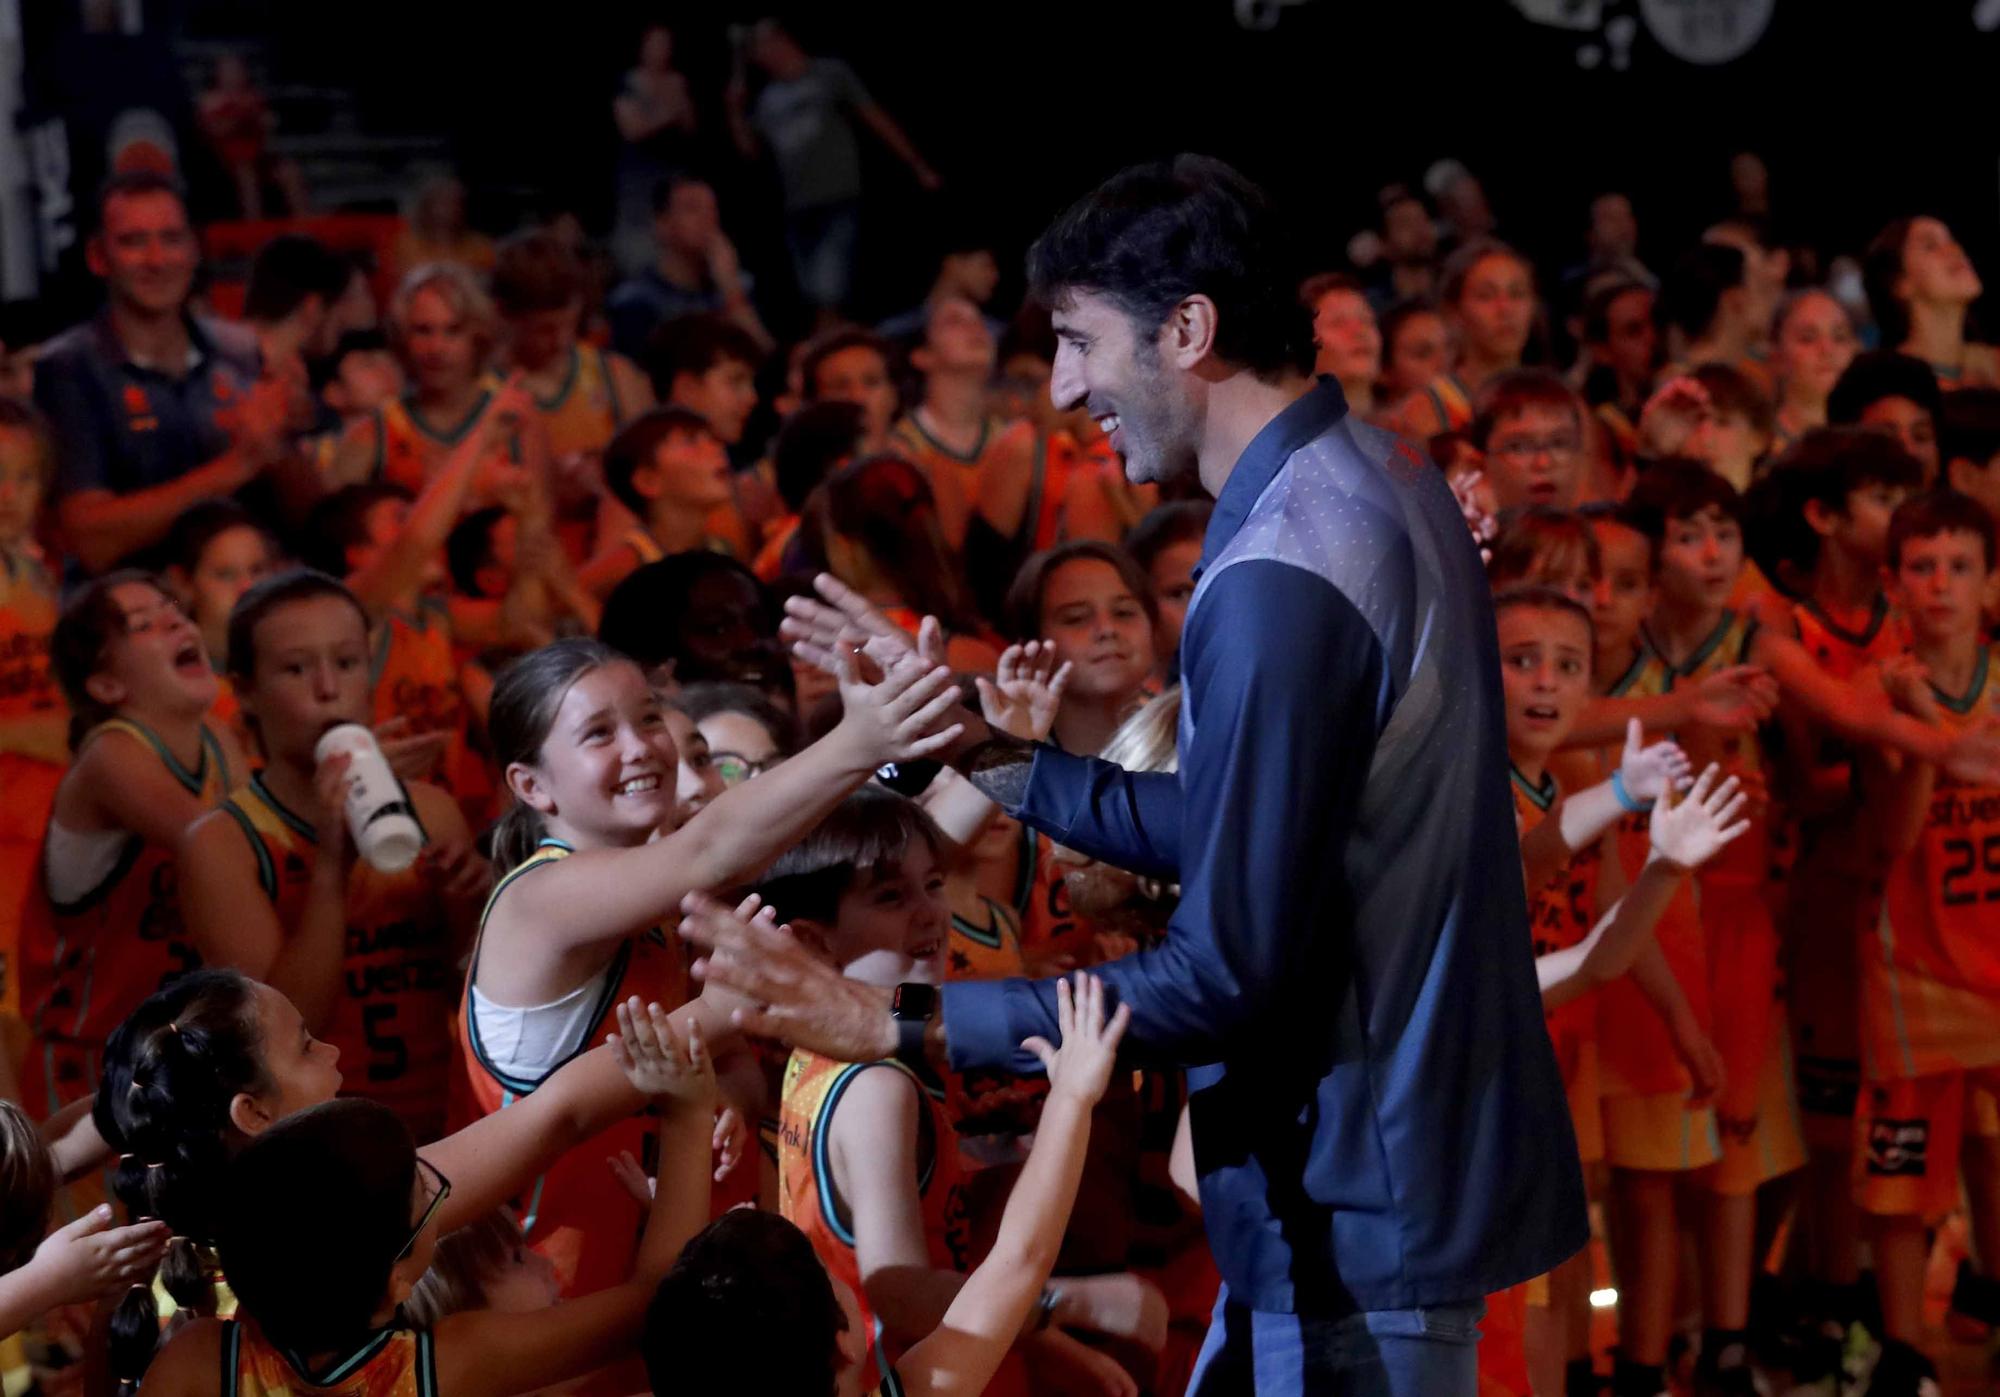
[681,155,1587,1394]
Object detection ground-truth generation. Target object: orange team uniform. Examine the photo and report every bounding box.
[1582,655,1721,1172]
[21,719,233,1116]
[1641,610,1808,1194]
[456,841,688,1298]
[1388,372,1476,443]
[370,380,507,498]
[535,345,634,562]
[371,597,487,825]
[1511,766,1605,1166]
[942,892,1045,1151]
[779,1049,974,1393]
[220,1317,434,1397]
[886,413,1037,551]
[1857,644,2000,1218]
[219,773,457,1143]
[1785,593,1909,1148]
[0,552,63,1035]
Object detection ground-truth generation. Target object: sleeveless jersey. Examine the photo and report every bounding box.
[221,1318,435,1397]
[370,598,482,821]
[778,1048,972,1389]
[1511,768,1600,1079]
[371,382,502,499]
[22,719,230,1115]
[456,840,688,1297]
[1008,821,1085,970]
[1584,652,1712,1098]
[533,345,628,464]
[0,552,63,1023]
[220,774,456,1141]
[943,893,1045,1148]
[1868,645,2000,1081]
[887,413,1036,551]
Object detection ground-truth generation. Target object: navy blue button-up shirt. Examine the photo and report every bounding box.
[34,312,260,502]
[941,377,1586,1314]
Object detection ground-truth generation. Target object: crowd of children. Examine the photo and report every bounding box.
[0,50,1998,1397]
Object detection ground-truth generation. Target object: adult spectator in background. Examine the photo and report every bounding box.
[1360,183,1438,310]
[1863,214,1999,389]
[1303,272,1382,418]
[726,18,940,324]
[609,175,772,361]
[242,234,353,371]
[197,52,307,220]
[35,173,292,573]
[388,173,494,283]
[877,229,1003,344]
[610,24,697,275]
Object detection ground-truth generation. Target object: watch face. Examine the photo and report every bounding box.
[893,982,938,1019]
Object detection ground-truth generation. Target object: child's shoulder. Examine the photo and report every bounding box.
[149,1314,228,1397]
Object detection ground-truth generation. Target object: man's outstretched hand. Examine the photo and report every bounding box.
[679,891,901,1063]
[781,573,921,676]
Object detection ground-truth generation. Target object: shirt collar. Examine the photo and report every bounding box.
[93,309,213,376]
[1197,375,1349,574]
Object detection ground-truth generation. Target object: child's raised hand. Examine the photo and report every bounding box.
[374,716,448,782]
[830,638,964,766]
[608,1149,655,1204]
[608,997,717,1115]
[1022,973,1131,1107]
[1618,718,1692,804]
[23,1205,170,1310]
[976,640,1073,743]
[1648,763,1751,872]
[1878,654,1941,722]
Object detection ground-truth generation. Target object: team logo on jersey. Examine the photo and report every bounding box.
[122,383,158,432]
[1864,1112,1928,1177]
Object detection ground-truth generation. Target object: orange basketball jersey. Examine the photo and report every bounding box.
[22,718,232,1115]
[221,1317,433,1397]
[1867,645,2000,1081]
[456,841,687,1297]
[779,1048,973,1391]
[220,774,457,1141]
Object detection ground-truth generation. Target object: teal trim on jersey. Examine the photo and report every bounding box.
[1510,764,1557,813]
[1928,645,1991,716]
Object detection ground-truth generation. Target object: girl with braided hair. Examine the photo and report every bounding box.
[93,967,745,1392]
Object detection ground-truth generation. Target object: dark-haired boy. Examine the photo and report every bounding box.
[1829,350,1942,485]
[1939,386,2000,525]
[580,407,735,597]
[1853,491,2000,1395]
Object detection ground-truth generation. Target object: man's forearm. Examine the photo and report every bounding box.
[61,449,254,572]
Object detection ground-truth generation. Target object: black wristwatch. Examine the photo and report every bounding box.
[889,982,939,1065]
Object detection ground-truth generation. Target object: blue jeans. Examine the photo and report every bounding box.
[1188,1286,1485,1396]
[784,200,861,312]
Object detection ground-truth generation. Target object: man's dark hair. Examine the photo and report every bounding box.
[1827,350,1942,427]
[243,235,351,324]
[1026,154,1312,379]
[1661,243,1745,341]
[1888,489,1997,572]
[602,406,718,516]
[772,401,866,513]
[646,313,764,395]
[1940,387,2000,470]
[643,1210,845,1397]
[94,170,187,234]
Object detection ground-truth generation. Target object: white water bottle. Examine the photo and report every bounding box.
[314,724,425,874]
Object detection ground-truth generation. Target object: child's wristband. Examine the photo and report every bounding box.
[1611,768,1654,814]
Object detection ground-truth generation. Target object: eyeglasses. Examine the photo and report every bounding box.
[397,1157,451,1262]
[711,751,780,786]
[1488,434,1581,466]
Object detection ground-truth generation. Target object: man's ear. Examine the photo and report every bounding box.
[1165,295,1220,372]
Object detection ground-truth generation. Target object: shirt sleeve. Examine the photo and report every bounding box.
[943,560,1387,1072]
[34,357,109,499]
[1008,748,1183,881]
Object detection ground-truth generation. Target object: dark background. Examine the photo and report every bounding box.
[28,1,2000,333]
